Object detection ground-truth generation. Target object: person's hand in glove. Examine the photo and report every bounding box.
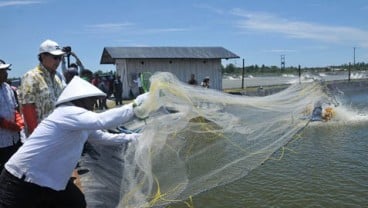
[133,92,149,107]
[133,92,150,119]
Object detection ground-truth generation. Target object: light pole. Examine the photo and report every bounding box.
[241,58,245,89]
[353,47,356,66]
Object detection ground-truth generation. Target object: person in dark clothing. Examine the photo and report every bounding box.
[201,76,210,88]
[188,74,198,85]
[63,66,79,84]
[80,69,93,83]
[113,76,123,106]
[98,79,108,110]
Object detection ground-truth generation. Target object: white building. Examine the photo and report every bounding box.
[100,47,239,98]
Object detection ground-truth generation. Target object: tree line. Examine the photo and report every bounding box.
[222,62,368,75]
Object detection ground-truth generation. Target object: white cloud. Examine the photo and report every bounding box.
[144,28,190,33]
[0,1,41,7]
[85,22,190,35]
[85,23,134,33]
[262,49,297,53]
[231,9,368,48]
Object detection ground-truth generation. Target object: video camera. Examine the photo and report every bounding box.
[62,46,72,54]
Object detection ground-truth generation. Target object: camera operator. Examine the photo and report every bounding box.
[61,46,85,84]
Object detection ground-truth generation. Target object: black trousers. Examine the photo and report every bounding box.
[0,140,22,171]
[138,87,145,95]
[115,94,123,105]
[0,169,86,208]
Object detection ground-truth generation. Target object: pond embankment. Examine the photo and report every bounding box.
[224,78,368,96]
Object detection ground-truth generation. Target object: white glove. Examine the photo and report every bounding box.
[133,92,150,119]
[134,92,149,107]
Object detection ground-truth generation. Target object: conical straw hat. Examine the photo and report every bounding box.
[56,76,106,106]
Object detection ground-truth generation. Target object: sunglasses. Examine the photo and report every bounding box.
[52,55,62,61]
[46,53,62,61]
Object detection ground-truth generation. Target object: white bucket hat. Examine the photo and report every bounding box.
[0,60,11,70]
[55,76,106,106]
[39,39,65,56]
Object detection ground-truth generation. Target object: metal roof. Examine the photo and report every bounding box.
[100,47,239,64]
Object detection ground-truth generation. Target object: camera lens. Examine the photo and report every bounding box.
[62,46,71,53]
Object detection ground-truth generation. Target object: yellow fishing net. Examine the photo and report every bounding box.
[111,72,332,207]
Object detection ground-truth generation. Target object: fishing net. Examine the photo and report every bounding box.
[80,72,333,208]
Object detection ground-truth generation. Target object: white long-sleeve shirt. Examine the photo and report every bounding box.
[133,77,142,87]
[5,103,138,191]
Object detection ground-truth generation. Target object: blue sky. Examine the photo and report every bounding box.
[1,0,368,78]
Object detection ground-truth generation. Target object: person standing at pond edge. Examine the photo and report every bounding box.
[18,39,65,136]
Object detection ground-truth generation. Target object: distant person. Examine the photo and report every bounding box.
[18,39,65,136]
[61,49,85,74]
[188,73,198,85]
[98,77,109,110]
[107,75,114,98]
[113,75,123,106]
[201,76,210,88]
[92,73,101,109]
[80,69,93,82]
[61,49,85,85]
[63,66,79,84]
[0,59,24,171]
[0,76,149,207]
[133,73,144,95]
